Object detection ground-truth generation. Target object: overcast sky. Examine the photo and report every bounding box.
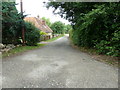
[15,0,70,24]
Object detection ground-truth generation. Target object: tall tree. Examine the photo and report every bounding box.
[2,2,23,44]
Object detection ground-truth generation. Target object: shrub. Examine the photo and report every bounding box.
[24,22,40,46]
[95,31,120,57]
[108,30,120,57]
[40,31,48,35]
[40,31,48,41]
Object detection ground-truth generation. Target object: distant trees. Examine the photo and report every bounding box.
[45,2,120,56]
[64,25,72,34]
[42,17,72,34]
[51,21,72,34]
[51,21,65,34]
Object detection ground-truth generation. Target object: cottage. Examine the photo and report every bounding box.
[24,17,53,39]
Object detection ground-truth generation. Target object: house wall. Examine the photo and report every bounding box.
[47,33,52,38]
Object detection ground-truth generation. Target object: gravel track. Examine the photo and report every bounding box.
[2,36,118,88]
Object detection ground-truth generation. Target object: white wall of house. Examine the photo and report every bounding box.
[47,33,52,38]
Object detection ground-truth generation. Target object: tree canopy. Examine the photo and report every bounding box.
[2,2,22,44]
[51,21,65,34]
[45,2,120,56]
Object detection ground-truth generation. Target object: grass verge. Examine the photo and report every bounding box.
[46,34,64,42]
[70,41,118,67]
[2,35,64,58]
[2,44,45,58]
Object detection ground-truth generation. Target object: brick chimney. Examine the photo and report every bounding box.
[42,20,46,25]
[37,15,40,19]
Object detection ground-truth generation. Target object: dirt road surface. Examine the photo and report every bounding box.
[2,36,118,88]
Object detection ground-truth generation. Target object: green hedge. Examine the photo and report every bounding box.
[24,22,40,46]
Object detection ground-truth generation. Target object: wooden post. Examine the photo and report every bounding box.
[20,0,25,45]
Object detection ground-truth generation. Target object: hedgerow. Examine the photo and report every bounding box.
[46,2,120,57]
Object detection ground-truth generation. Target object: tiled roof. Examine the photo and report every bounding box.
[24,17,53,33]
